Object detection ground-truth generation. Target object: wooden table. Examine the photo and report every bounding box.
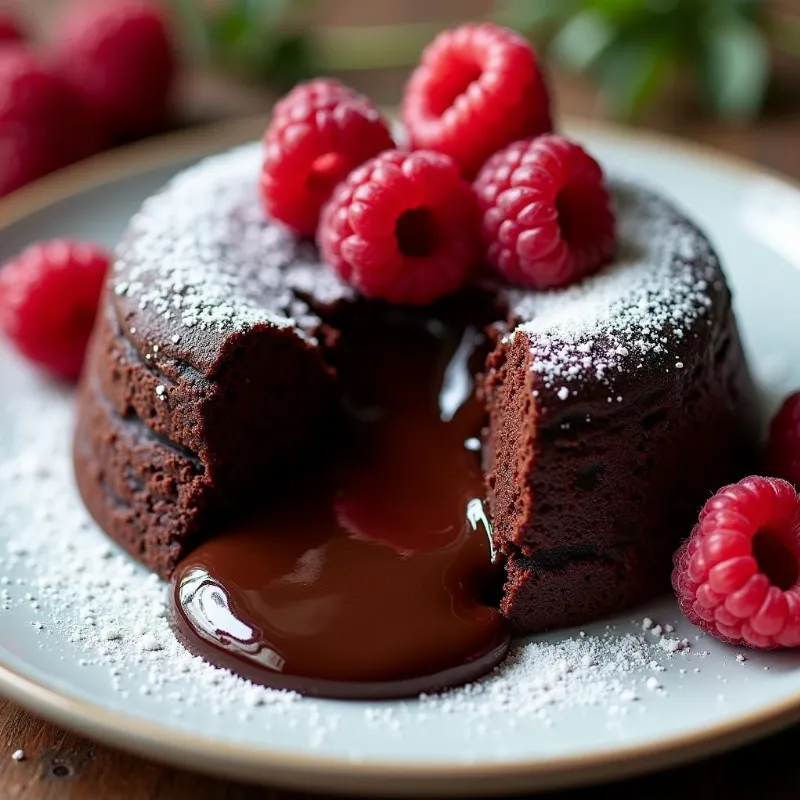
[3,6,800,788]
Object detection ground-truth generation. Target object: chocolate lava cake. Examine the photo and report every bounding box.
[73,143,758,633]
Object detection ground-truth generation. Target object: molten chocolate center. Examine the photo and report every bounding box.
[168,311,510,699]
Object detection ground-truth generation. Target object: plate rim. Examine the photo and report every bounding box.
[2,115,800,796]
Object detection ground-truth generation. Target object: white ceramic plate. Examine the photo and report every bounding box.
[2,118,800,797]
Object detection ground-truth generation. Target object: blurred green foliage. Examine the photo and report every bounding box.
[170,0,800,121]
[170,0,315,89]
[502,0,778,120]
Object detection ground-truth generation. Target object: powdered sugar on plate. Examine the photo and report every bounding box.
[0,346,718,754]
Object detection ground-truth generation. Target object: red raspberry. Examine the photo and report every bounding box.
[317,149,480,306]
[671,476,800,649]
[0,11,24,45]
[261,79,394,237]
[0,240,110,381]
[0,48,107,196]
[54,0,175,136]
[766,392,800,487]
[402,23,551,179]
[473,134,616,290]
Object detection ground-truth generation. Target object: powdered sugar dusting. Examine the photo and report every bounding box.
[421,632,661,724]
[509,185,723,393]
[113,144,353,337]
[113,148,720,396]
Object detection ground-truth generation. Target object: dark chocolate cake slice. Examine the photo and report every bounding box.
[485,187,757,628]
[73,144,757,631]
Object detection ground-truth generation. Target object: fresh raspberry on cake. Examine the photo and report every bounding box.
[261,79,394,237]
[317,149,480,305]
[671,476,800,649]
[0,240,110,381]
[473,134,616,290]
[53,0,175,136]
[0,47,107,196]
[766,392,800,487]
[402,23,551,178]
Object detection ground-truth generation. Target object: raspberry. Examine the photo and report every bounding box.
[766,392,800,487]
[0,240,110,381]
[402,23,551,179]
[671,476,800,649]
[260,79,394,237]
[0,12,24,45]
[54,0,175,136]
[318,149,480,306]
[0,48,107,196]
[473,134,616,290]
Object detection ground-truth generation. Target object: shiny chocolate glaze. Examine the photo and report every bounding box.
[168,313,510,699]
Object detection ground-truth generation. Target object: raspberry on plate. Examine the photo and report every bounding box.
[260,79,394,237]
[0,47,107,196]
[402,23,551,179]
[473,134,616,290]
[671,476,800,649]
[0,240,110,381]
[53,0,175,136]
[766,392,800,487]
[317,149,480,305]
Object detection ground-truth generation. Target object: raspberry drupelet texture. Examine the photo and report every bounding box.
[766,392,800,488]
[54,0,175,136]
[672,476,800,649]
[473,134,616,290]
[0,47,107,196]
[317,149,481,305]
[402,23,551,179]
[261,79,395,237]
[0,240,110,381]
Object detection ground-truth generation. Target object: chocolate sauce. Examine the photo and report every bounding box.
[168,312,510,699]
